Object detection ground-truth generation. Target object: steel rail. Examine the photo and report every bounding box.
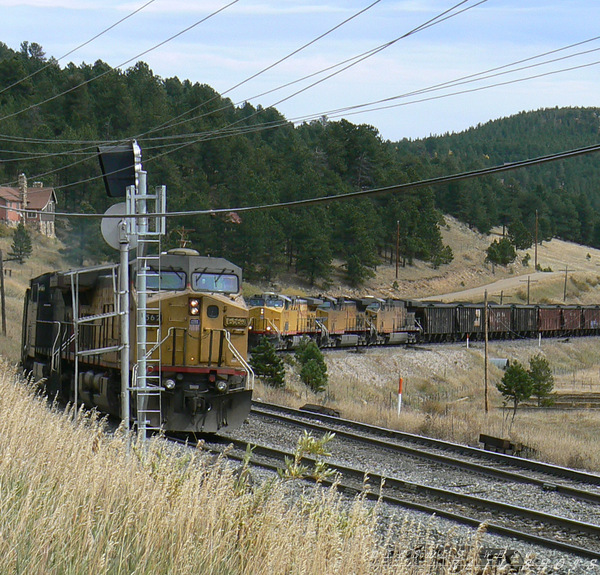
[251,404,600,506]
[188,434,600,562]
[252,401,600,486]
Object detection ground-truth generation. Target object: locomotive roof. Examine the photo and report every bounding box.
[147,253,242,277]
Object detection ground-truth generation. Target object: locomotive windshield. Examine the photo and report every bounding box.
[192,272,239,294]
[247,294,285,307]
[146,270,186,291]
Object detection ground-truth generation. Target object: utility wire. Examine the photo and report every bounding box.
[0,0,386,177]
[2,42,600,170]
[138,0,488,140]
[0,0,240,124]
[0,0,158,97]
[4,0,484,188]
[16,141,600,219]
[141,0,384,140]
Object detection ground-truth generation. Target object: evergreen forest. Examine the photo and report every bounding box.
[2,41,600,285]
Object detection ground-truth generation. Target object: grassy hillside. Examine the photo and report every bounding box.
[0,226,67,362]
[248,215,600,305]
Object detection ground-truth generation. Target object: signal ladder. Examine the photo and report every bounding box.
[129,182,166,436]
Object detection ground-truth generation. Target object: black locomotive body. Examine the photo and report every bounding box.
[21,249,252,433]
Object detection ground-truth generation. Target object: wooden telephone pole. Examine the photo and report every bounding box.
[534,209,538,270]
[484,290,489,414]
[0,250,6,336]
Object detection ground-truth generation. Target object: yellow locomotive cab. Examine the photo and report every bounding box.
[21,250,253,434]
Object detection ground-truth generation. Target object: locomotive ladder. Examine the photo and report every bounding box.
[130,181,166,436]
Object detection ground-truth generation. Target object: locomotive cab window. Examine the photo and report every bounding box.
[145,270,186,291]
[192,272,238,294]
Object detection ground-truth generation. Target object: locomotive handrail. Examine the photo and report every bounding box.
[144,326,177,360]
[315,318,329,340]
[222,329,254,390]
[266,317,281,338]
[47,321,62,372]
[366,317,377,337]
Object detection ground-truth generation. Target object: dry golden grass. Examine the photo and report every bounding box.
[0,361,525,575]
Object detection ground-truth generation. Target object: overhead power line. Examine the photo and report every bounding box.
[0,0,158,97]
[0,0,240,124]
[19,141,600,220]
[2,0,486,188]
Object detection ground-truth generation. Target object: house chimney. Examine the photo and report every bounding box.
[18,173,27,208]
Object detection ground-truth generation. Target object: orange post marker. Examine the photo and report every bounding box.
[397,377,403,415]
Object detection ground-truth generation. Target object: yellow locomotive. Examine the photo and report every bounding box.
[247,293,418,348]
[21,249,252,433]
[246,293,321,349]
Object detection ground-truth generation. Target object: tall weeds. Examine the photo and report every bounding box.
[0,361,521,574]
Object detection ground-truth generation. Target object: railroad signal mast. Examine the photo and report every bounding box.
[97,141,166,437]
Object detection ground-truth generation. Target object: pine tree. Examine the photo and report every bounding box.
[528,354,554,407]
[496,361,533,421]
[295,338,328,393]
[8,222,32,264]
[249,337,285,388]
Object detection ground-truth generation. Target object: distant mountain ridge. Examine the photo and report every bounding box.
[393,107,600,247]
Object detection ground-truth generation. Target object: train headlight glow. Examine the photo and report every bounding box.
[189,298,200,315]
[215,380,228,393]
[164,378,176,390]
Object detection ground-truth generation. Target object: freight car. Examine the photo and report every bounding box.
[21,248,253,433]
[247,294,418,349]
[408,301,600,342]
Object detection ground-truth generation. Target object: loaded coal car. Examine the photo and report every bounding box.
[511,304,538,338]
[487,303,512,338]
[582,305,600,335]
[561,305,582,335]
[537,305,562,336]
[455,303,485,340]
[246,293,321,349]
[407,301,457,342]
[21,248,253,433]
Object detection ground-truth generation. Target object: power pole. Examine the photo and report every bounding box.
[395,220,399,279]
[484,290,489,414]
[563,266,568,302]
[534,209,538,270]
[0,250,6,336]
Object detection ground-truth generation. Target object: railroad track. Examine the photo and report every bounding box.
[202,401,600,562]
[177,431,600,564]
[250,401,600,487]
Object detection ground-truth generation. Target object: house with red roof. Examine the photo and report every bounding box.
[0,173,56,237]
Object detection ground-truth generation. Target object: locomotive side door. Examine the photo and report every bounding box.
[199,298,226,366]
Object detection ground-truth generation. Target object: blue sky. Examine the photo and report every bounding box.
[1,1,600,141]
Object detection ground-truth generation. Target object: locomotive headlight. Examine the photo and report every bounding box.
[164,378,176,390]
[189,298,200,315]
[215,380,228,393]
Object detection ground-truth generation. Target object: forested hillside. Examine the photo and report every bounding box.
[1,41,599,285]
[396,108,600,246]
